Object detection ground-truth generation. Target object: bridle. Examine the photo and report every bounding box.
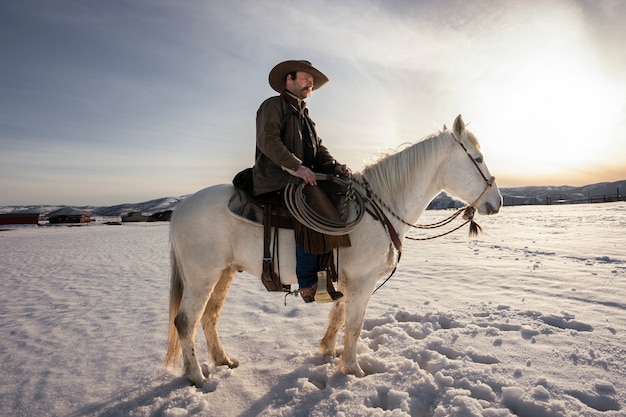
[455,138,496,209]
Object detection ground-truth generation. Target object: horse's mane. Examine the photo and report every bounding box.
[358,128,479,204]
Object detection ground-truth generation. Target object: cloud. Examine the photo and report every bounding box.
[2,0,626,205]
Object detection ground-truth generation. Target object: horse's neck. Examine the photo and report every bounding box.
[389,170,443,232]
[401,176,442,225]
[360,134,450,230]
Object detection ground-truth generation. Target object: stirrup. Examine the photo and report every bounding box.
[314,271,343,303]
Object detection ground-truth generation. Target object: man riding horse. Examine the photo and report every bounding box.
[252,60,350,303]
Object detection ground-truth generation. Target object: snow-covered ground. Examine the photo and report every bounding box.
[1,202,625,417]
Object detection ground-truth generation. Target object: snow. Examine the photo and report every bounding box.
[1,202,625,417]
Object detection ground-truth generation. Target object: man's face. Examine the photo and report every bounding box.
[286,71,314,99]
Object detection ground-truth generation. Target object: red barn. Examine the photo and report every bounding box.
[0,213,40,225]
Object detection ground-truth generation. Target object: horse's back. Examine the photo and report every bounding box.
[170,183,237,247]
[172,184,234,222]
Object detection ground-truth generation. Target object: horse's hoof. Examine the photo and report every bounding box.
[319,347,337,357]
[339,362,366,377]
[201,362,211,377]
[347,368,366,378]
[214,357,238,369]
[189,368,208,388]
[191,377,207,388]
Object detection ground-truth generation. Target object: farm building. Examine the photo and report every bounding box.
[0,213,40,225]
[48,214,91,224]
[149,210,172,222]
[121,210,172,222]
[122,212,151,222]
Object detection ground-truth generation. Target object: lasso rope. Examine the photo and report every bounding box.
[284,174,366,236]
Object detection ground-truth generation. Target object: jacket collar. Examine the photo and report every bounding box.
[281,90,306,115]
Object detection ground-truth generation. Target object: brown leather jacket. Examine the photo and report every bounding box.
[252,94,338,195]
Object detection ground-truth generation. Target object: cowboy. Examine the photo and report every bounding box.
[252,60,351,303]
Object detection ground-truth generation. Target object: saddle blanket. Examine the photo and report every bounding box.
[227,189,294,229]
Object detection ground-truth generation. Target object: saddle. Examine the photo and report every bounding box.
[228,188,291,292]
[228,177,344,298]
[228,188,293,229]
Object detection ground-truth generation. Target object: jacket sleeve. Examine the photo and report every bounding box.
[256,98,301,171]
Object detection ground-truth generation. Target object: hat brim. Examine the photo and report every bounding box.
[268,60,329,93]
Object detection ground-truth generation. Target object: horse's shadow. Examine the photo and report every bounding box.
[235,353,354,417]
[66,354,351,417]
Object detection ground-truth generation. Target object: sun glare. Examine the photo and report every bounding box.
[471,44,623,185]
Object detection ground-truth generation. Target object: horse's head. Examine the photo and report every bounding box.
[442,115,502,215]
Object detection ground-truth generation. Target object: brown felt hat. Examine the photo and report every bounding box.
[268,60,329,93]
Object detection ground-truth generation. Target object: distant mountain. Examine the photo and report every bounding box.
[1,180,624,217]
[90,196,185,217]
[501,180,626,205]
[428,179,626,209]
[0,196,188,218]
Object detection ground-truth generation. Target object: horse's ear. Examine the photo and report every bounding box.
[453,114,465,138]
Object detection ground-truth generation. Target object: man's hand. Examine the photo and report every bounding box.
[335,164,351,177]
[293,165,317,186]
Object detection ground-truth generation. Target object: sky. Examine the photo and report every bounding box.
[1,0,625,206]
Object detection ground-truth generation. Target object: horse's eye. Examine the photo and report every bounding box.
[475,157,483,164]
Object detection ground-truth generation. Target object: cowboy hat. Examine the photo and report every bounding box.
[268,60,329,93]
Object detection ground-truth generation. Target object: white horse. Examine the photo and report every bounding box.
[166,115,502,387]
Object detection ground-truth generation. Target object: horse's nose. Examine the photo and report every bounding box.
[485,201,500,215]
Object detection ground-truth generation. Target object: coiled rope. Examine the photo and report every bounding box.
[284,174,366,236]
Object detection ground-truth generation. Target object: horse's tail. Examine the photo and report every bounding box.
[165,246,183,369]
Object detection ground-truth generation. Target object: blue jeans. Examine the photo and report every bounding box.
[296,245,318,289]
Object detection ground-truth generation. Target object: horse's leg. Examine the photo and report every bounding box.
[200,266,239,369]
[338,288,372,377]
[175,287,212,387]
[320,300,345,357]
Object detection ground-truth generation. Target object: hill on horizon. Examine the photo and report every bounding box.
[1,180,624,218]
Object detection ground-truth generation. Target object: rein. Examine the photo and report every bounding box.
[354,177,484,241]
[356,136,495,241]
[357,138,496,293]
